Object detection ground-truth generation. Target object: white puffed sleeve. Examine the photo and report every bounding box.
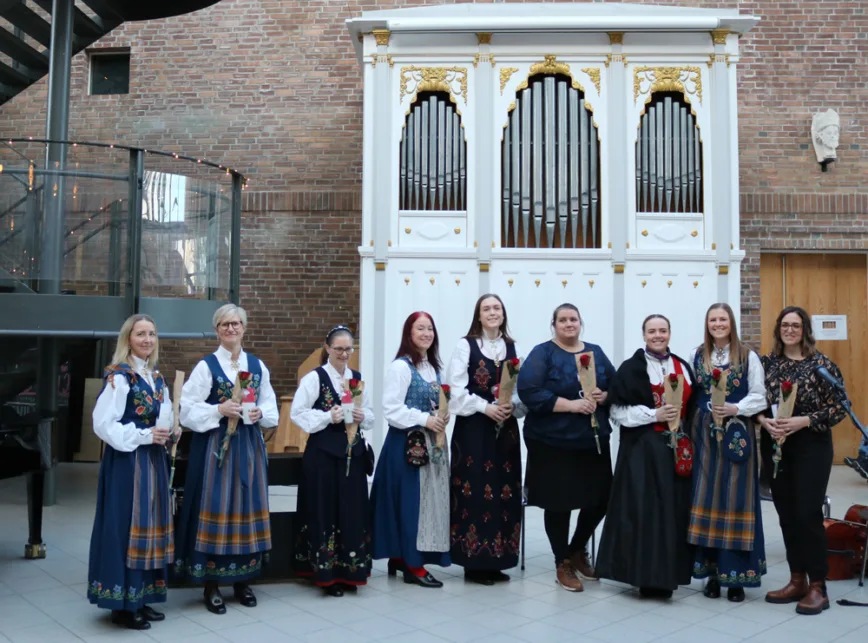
[157,383,174,429]
[180,360,223,433]
[357,379,375,431]
[257,361,280,429]
[382,360,430,430]
[610,404,658,428]
[737,352,768,417]
[92,377,153,451]
[291,371,332,434]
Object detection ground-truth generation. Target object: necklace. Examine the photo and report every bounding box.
[645,350,669,379]
[483,332,501,367]
[713,344,727,365]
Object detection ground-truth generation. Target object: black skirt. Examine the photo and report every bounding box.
[524,436,612,512]
[596,427,694,591]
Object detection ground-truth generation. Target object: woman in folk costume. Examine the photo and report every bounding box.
[596,314,697,599]
[88,314,177,630]
[447,294,526,586]
[758,307,846,615]
[688,303,768,602]
[291,325,375,596]
[517,303,616,592]
[371,311,452,587]
[175,304,279,614]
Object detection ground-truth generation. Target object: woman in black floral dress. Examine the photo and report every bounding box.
[757,306,846,616]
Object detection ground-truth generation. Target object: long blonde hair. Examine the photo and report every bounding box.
[702,303,747,370]
[112,314,160,370]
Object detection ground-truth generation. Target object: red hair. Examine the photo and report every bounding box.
[395,311,442,372]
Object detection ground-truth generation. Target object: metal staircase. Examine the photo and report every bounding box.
[0,0,223,106]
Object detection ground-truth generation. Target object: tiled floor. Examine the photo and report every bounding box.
[0,463,866,642]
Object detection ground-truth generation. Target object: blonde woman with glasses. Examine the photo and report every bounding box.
[88,314,177,630]
[175,304,279,615]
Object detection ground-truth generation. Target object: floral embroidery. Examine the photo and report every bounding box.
[503,460,512,473]
[482,512,491,523]
[317,384,336,411]
[452,476,462,487]
[474,360,491,390]
[484,460,494,472]
[465,455,474,466]
[501,484,512,501]
[484,484,493,500]
[175,557,262,579]
[88,579,168,604]
[462,482,472,497]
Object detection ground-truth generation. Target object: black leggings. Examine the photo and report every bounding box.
[544,504,607,564]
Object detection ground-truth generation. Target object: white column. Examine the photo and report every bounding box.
[606,32,628,364]
[710,29,733,302]
[369,30,392,451]
[475,32,494,293]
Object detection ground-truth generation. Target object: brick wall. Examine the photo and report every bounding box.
[1,0,866,393]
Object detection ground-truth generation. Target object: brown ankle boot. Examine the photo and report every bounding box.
[765,572,808,604]
[795,581,830,615]
[555,560,584,592]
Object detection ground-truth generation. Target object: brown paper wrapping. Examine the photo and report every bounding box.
[497,365,519,407]
[344,379,365,447]
[226,373,244,434]
[663,374,684,431]
[711,368,730,436]
[170,370,185,459]
[575,352,597,397]
[436,387,449,450]
[776,382,798,446]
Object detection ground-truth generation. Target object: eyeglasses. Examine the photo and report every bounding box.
[219,321,242,330]
[780,322,802,331]
[330,347,354,355]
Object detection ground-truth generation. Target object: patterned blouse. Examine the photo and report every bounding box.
[760,351,847,433]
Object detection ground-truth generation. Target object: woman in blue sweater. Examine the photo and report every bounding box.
[517,303,616,592]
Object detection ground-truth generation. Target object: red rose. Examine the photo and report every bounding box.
[441,384,450,394]
[712,368,722,381]
[579,354,591,368]
[668,373,680,385]
[781,380,793,394]
[349,378,361,389]
[510,357,520,367]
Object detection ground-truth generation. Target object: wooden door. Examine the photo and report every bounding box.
[759,253,867,463]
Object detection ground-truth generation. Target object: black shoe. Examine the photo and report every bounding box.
[403,569,443,588]
[703,578,721,599]
[727,587,745,602]
[111,610,151,630]
[387,559,403,577]
[464,570,495,586]
[233,583,257,608]
[341,583,358,593]
[639,587,673,599]
[759,484,773,501]
[325,584,344,597]
[488,571,511,582]
[139,605,165,621]
[844,456,868,480]
[204,587,226,615]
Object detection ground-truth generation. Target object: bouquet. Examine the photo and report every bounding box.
[492,358,521,438]
[215,371,254,468]
[772,380,797,478]
[664,373,684,457]
[435,384,450,452]
[710,367,730,441]
[575,352,601,454]
[168,370,185,513]
[343,378,365,477]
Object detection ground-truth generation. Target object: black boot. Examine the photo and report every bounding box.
[233,583,257,607]
[727,587,745,603]
[204,584,226,615]
[111,610,150,630]
[325,584,344,597]
[464,569,494,586]
[703,577,721,599]
[139,605,165,621]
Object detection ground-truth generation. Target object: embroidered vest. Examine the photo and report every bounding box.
[466,338,517,403]
[399,357,441,416]
[103,363,165,429]
[204,353,262,426]
[693,351,750,411]
[308,366,366,458]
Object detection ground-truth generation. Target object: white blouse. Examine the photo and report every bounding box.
[688,345,768,417]
[291,361,375,434]
[611,352,695,428]
[180,345,279,433]
[382,358,438,430]
[446,337,528,418]
[92,356,173,452]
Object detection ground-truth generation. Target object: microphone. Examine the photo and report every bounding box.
[815,365,846,394]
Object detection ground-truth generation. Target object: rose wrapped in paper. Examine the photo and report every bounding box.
[710,367,730,441]
[575,352,601,454]
[491,358,522,438]
[664,373,684,456]
[215,371,254,468]
[772,380,797,478]
[435,384,451,451]
[343,378,365,477]
[168,370,185,513]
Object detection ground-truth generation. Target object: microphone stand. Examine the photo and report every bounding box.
[830,388,868,587]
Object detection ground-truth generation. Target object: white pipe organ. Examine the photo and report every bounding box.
[348,3,759,449]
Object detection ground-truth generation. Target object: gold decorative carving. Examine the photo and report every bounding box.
[473,54,480,68]
[718,265,729,275]
[708,53,730,68]
[614,265,625,274]
[454,228,461,234]
[508,279,514,287]
[693,281,699,288]
[455,278,461,285]
[388,240,392,247]
[607,241,612,248]
[500,68,519,94]
[633,66,703,105]
[480,264,490,273]
[626,242,631,248]
[372,29,390,46]
[370,54,393,68]
[582,68,601,94]
[514,56,588,96]
[473,241,479,247]
[562,280,568,288]
[534,279,541,287]
[608,32,624,45]
[400,66,469,103]
[404,227,412,234]
[375,262,386,271]
[589,280,595,288]
[667,280,673,288]
[641,230,648,237]
[605,54,627,68]
[641,280,647,287]
[477,32,492,45]
[369,240,374,246]
[711,242,717,250]
[710,29,730,45]
[429,277,435,285]
[691,230,698,237]
[404,277,410,285]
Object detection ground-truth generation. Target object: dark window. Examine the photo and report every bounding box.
[89,53,130,95]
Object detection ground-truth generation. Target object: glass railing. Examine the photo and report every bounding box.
[0,139,243,301]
